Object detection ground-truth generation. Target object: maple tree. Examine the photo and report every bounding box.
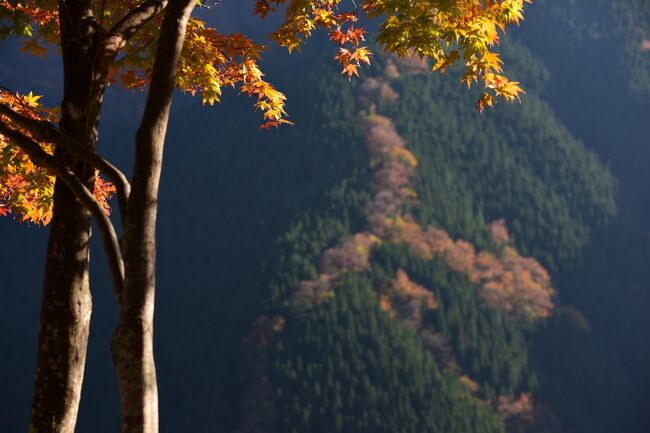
[0,1,532,433]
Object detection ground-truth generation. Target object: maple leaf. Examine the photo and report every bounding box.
[20,38,47,58]
[352,46,372,65]
[477,93,494,113]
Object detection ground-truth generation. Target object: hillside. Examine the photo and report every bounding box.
[0,2,649,433]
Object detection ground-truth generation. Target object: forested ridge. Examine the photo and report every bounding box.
[225,42,615,433]
[1,1,649,433]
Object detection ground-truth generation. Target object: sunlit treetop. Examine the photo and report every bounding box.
[0,0,532,224]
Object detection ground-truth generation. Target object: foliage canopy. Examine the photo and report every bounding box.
[0,0,532,224]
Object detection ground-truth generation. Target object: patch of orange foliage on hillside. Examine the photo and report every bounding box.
[379,269,438,327]
[292,66,554,323]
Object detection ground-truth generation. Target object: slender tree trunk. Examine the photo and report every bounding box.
[111,1,196,432]
[29,2,113,431]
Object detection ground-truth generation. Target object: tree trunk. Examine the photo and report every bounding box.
[29,184,93,433]
[111,1,196,432]
[29,3,113,432]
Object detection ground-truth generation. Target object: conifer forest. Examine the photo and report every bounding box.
[1,1,649,433]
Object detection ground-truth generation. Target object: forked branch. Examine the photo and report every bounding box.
[0,122,125,296]
[0,103,131,221]
[111,0,169,40]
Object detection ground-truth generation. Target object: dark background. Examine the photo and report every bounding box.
[1,1,649,432]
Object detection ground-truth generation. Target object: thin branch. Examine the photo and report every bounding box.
[110,0,168,40]
[0,102,131,221]
[0,122,124,297]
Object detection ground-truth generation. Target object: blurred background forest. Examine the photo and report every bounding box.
[1,0,649,432]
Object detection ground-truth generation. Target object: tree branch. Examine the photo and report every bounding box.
[0,103,131,222]
[0,122,125,297]
[110,0,168,40]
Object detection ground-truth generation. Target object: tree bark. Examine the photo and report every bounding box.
[111,1,196,432]
[29,2,114,432]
